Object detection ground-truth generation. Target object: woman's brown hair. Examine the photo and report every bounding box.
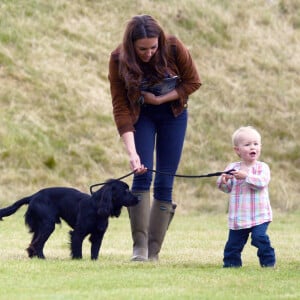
[119,15,170,89]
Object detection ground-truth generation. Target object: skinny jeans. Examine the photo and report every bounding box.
[223,222,276,267]
[132,103,187,202]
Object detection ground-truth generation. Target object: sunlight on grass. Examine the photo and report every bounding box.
[0,210,299,299]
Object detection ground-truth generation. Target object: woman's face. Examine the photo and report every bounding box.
[134,37,158,62]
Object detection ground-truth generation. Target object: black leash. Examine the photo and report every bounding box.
[147,168,235,178]
[89,168,235,194]
[89,170,136,194]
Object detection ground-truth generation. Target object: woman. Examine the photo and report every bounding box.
[108,15,201,261]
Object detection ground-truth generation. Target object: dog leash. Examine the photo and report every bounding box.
[147,168,235,178]
[90,170,136,194]
[89,168,235,194]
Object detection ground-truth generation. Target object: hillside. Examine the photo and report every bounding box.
[0,0,299,212]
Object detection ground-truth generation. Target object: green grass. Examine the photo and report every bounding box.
[0,209,299,299]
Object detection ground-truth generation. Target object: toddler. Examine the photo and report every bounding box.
[217,126,276,268]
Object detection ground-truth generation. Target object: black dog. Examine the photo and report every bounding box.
[0,180,138,259]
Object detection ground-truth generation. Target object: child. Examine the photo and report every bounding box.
[217,126,276,268]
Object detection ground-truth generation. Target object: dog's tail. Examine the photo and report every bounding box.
[0,197,31,220]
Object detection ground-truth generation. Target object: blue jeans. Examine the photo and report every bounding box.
[132,103,187,201]
[223,222,276,267]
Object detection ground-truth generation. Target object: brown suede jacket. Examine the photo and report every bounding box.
[108,35,202,136]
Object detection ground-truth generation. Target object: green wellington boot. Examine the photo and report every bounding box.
[128,191,150,261]
[148,200,177,261]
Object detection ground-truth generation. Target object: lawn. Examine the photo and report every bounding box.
[0,209,299,299]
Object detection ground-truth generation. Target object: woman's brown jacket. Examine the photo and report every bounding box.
[108,35,202,136]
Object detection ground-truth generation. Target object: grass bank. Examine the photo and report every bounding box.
[0,0,299,212]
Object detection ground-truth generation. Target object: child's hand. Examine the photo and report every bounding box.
[232,170,248,180]
[221,173,233,184]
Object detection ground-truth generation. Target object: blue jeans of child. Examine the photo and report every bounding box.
[223,222,276,267]
[132,103,187,202]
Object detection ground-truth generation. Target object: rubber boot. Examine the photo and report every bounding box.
[128,190,150,261]
[148,200,177,261]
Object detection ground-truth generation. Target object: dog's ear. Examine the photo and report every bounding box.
[95,184,113,218]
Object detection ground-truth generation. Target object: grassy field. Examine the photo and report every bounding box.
[0,209,299,299]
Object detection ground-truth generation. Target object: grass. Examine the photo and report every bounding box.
[0,209,299,299]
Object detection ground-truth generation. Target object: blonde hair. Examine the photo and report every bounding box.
[232,126,261,146]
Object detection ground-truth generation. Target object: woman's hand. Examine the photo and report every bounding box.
[129,153,147,174]
[141,91,161,105]
[141,88,180,106]
[121,131,147,174]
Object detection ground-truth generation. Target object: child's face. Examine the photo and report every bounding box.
[234,131,261,164]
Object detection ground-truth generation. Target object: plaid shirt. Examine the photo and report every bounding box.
[217,161,273,230]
